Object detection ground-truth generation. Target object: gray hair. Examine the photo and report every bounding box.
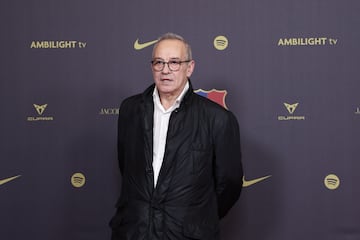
[152,32,192,60]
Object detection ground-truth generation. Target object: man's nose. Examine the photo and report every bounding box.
[162,63,171,73]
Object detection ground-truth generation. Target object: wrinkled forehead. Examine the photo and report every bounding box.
[152,39,187,59]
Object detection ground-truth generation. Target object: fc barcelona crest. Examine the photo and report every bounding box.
[194,89,228,109]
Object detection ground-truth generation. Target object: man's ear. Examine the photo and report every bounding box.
[186,60,195,77]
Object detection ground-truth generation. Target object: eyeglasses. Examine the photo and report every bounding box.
[151,59,191,72]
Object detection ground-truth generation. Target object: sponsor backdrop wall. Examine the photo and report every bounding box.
[1,0,359,239]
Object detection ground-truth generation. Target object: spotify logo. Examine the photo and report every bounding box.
[324,174,340,190]
[71,172,86,188]
[214,36,228,50]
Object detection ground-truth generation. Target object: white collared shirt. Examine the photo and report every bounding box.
[152,81,189,187]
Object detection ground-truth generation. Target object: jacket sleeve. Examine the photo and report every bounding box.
[213,111,243,218]
[117,98,131,176]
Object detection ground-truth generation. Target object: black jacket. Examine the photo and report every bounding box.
[110,81,243,240]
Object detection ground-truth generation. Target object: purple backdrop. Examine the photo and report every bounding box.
[1,0,359,239]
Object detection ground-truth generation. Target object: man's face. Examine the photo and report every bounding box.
[152,39,195,97]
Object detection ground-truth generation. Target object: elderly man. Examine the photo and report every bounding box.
[110,32,243,240]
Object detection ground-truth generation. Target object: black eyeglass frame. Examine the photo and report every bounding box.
[151,59,191,72]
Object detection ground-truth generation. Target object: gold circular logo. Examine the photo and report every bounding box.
[71,172,86,188]
[214,36,228,50]
[324,174,340,190]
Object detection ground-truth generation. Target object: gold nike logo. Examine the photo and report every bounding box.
[242,175,271,187]
[0,175,21,186]
[134,38,158,50]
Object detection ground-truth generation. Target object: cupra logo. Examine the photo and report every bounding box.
[27,103,54,121]
[33,104,48,115]
[242,175,272,187]
[134,38,158,50]
[278,102,305,121]
[284,103,298,114]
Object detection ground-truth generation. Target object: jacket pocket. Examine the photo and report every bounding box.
[190,142,212,174]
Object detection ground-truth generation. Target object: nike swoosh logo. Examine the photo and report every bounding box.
[242,175,271,187]
[134,38,158,50]
[0,175,21,186]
